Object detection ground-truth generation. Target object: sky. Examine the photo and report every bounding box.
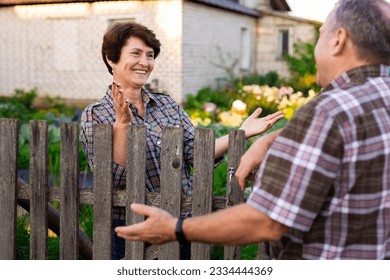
[286,0,338,22]
[286,0,390,22]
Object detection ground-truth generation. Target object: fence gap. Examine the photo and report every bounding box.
[0,119,18,260]
[60,122,80,260]
[159,127,184,260]
[92,124,113,260]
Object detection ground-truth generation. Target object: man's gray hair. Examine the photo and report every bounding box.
[334,0,390,64]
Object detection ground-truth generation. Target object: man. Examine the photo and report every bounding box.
[115,0,390,259]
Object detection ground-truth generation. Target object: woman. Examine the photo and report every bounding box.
[80,22,283,259]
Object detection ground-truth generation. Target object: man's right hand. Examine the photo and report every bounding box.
[235,129,282,190]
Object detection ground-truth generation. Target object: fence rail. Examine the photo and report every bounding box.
[0,118,264,260]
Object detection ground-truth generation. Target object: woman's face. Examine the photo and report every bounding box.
[112,36,155,89]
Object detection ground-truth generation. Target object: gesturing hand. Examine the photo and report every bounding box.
[240,108,284,138]
[112,80,132,125]
[115,204,177,244]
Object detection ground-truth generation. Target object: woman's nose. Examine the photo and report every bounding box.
[138,54,149,66]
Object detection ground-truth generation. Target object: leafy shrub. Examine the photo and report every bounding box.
[236,71,283,88]
[285,39,321,94]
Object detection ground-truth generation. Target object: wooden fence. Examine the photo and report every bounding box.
[0,118,265,260]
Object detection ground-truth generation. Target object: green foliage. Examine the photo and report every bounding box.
[185,87,232,112]
[16,215,30,260]
[285,40,317,77]
[284,39,321,94]
[16,214,60,260]
[2,88,88,180]
[211,244,259,260]
[0,88,38,122]
[79,204,94,239]
[236,71,283,88]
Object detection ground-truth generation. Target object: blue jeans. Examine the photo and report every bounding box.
[112,220,125,260]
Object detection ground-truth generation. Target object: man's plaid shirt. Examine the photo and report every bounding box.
[80,88,196,221]
[247,64,390,259]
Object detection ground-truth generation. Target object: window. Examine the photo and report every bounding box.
[277,29,289,59]
[240,27,250,70]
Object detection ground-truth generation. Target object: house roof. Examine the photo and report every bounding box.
[188,0,259,17]
[0,0,97,6]
[0,0,261,17]
[270,0,290,12]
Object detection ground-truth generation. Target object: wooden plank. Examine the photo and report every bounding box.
[224,129,245,260]
[60,122,80,260]
[158,127,183,260]
[18,185,228,211]
[191,128,215,259]
[92,124,113,260]
[125,125,146,260]
[0,119,18,260]
[29,120,49,260]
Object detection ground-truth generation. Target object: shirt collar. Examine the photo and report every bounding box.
[322,64,390,92]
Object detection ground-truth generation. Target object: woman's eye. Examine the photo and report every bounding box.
[132,52,140,56]
[147,54,155,60]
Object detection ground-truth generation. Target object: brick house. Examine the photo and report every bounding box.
[0,0,320,104]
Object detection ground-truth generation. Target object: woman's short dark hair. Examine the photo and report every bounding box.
[102,22,161,75]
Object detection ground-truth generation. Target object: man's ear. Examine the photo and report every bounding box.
[331,27,349,56]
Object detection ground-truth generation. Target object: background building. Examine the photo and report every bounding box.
[0,0,320,104]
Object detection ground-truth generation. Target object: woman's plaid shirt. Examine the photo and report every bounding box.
[247,64,390,259]
[80,88,196,221]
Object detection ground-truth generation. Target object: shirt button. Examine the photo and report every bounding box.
[157,140,161,145]
[175,125,180,128]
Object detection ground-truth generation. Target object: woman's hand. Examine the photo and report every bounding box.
[239,108,283,138]
[112,80,132,125]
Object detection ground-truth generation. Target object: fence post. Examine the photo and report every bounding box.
[29,120,49,260]
[60,122,80,260]
[191,128,215,259]
[224,129,245,260]
[125,125,146,260]
[0,119,18,260]
[93,124,113,260]
[159,127,183,260]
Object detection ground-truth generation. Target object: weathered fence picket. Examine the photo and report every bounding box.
[29,120,49,260]
[0,118,18,260]
[224,129,245,260]
[159,127,184,260]
[93,124,113,260]
[125,125,147,260]
[60,122,80,260]
[191,128,215,259]
[0,118,253,260]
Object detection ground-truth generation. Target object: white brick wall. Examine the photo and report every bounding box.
[0,1,183,102]
[182,2,257,99]
[256,13,318,78]
[0,1,317,104]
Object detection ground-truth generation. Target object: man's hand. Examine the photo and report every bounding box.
[236,129,282,190]
[115,204,177,244]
